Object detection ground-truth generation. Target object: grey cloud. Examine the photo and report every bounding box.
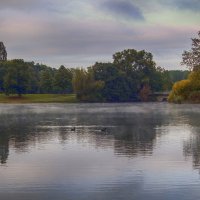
[161,0,200,11]
[0,0,59,12]
[0,0,197,70]
[101,0,144,20]
[0,0,43,10]
[176,0,200,11]
[2,17,195,69]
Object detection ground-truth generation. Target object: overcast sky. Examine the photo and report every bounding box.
[0,0,199,69]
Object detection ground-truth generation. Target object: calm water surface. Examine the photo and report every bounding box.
[0,103,200,200]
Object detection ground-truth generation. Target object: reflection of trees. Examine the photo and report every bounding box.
[0,133,9,164]
[0,113,58,162]
[113,125,156,156]
[184,133,200,169]
[58,112,167,157]
[93,114,164,157]
[182,112,200,169]
[0,106,169,164]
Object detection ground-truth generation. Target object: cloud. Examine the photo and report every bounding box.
[101,0,144,20]
[179,0,200,10]
[2,12,197,69]
[161,0,200,11]
[0,0,46,10]
[0,0,199,69]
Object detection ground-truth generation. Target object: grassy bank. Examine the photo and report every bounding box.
[0,94,78,103]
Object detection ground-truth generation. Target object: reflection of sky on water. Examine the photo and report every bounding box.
[0,103,200,199]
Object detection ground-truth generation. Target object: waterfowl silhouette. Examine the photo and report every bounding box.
[101,127,107,132]
[71,127,76,131]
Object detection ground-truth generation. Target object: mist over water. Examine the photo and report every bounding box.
[0,103,200,200]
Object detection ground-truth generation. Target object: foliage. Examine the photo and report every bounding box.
[168,70,189,84]
[53,65,73,93]
[188,68,200,90]
[0,60,73,96]
[113,49,156,72]
[3,59,31,96]
[39,68,54,93]
[72,68,104,102]
[90,49,171,102]
[182,31,200,70]
[168,79,191,102]
[170,30,200,103]
[91,62,138,102]
[139,84,152,102]
[168,69,200,103]
[0,48,175,102]
[188,91,200,103]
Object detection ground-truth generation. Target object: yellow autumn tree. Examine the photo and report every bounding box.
[168,79,191,102]
[168,68,200,103]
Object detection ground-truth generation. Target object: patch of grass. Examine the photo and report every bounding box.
[0,94,78,103]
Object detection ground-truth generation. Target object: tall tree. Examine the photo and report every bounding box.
[113,49,156,73]
[53,65,73,93]
[91,62,138,101]
[72,68,104,101]
[182,31,200,70]
[3,59,31,96]
[39,68,54,93]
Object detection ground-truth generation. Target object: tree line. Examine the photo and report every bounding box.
[0,48,188,102]
[0,60,73,96]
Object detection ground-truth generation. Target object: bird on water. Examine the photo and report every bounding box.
[71,127,76,131]
[101,127,107,132]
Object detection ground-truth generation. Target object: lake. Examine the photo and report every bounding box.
[0,103,200,200]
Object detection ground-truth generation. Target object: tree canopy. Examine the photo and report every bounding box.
[169,30,200,103]
[182,31,200,70]
[0,60,73,96]
[168,68,200,103]
[3,59,31,96]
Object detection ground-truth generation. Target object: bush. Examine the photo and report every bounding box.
[168,92,183,103]
[170,79,191,100]
[168,69,200,103]
[188,91,200,102]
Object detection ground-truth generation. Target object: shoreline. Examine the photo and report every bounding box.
[0,94,78,104]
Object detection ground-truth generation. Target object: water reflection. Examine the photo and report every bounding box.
[0,103,200,200]
[0,133,9,164]
[0,104,169,163]
[183,112,200,169]
[0,103,199,163]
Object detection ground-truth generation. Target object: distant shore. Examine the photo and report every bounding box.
[1,94,200,104]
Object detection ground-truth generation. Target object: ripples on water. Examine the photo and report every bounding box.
[0,103,200,200]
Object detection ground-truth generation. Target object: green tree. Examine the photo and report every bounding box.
[168,70,189,84]
[3,59,31,96]
[72,68,104,101]
[91,62,137,101]
[113,49,169,99]
[0,61,6,92]
[53,65,73,93]
[113,49,156,73]
[39,68,54,93]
